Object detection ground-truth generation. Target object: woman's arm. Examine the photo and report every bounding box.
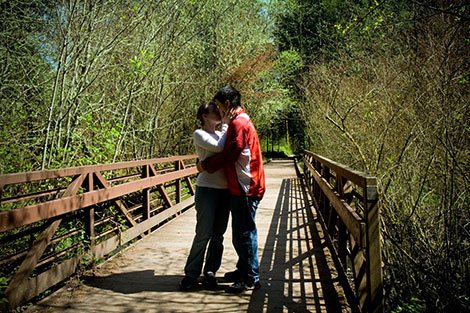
[193,124,228,153]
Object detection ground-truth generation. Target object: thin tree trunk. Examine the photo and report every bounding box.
[42,42,66,170]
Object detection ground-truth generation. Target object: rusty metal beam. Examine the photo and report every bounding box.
[93,172,136,227]
[305,151,376,187]
[303,150,383,313]
[0,155,197,186]
[4,174,86,309]
[0,167,197,232]
[304,159,365,247]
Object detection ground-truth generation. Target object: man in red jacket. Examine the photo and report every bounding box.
[197,86,265,292]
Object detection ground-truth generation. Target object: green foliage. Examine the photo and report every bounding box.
[0,276,7,304]
[0,0,274,173]
[273,48,303,88]
[292,0,470,311]
[270,0,322,61]
[1,1,468,312]
[0,1,52,174]
[393,298,426,313]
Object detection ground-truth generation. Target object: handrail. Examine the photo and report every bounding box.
[0,155,196,186]
[0,155,198,310]
[302,150,383,313]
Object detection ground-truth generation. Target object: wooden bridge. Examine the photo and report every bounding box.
[0,153,383,313]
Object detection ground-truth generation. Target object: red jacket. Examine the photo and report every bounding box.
[201,109,265,197]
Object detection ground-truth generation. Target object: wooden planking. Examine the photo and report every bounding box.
[25,159,353,313]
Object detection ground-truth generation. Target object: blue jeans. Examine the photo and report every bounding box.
[184,186,230,278]
[230,195,262,283]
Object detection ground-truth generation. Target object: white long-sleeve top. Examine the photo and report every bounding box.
[193,124,228,189]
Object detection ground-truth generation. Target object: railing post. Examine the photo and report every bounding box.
[142,165,150,221]
[336,175,347,265]
[321,165,330,219]
[84,173,95,251]
[364,178,383,313]
[174,160,181,204]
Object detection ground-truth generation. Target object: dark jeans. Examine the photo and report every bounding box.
[184,186,230,278]
[230,194,262,283]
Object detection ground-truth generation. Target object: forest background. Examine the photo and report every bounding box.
[0,0,469,312]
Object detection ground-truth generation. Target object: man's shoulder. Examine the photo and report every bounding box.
[236,112,250,121]
[231,113,250,126]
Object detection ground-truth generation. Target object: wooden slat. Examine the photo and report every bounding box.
[0,195,195,312]
[364,182,383,313]
[107,172,142,183]
[303,150,383,313]
[142,165,150,222]
[301,176,361,313]
[1,187,64,204]
[175,161,182,203]
[0,250,27,266]
[84,173,95,250]
[157,184,173,208]
[184,176,195,195]
[120,196,195,247]
[0,254,82,312]
[0,155,199,311]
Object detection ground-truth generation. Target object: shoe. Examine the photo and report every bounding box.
[225,280,261,293]
[201,271,218,288]
[223,270,242,282]
[180,276,198,291]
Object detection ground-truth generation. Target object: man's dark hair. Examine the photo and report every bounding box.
[213,86,241,108]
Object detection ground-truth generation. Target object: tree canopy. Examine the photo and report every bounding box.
[1,0,469,312]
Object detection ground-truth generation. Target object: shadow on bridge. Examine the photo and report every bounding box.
[248,177,347,312]
[82,271,182,293]
[73,176,349,312]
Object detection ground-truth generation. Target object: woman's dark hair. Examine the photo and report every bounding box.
[196,102,218,126]
[213,85,241,107]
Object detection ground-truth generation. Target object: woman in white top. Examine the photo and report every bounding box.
[180,102,230,290]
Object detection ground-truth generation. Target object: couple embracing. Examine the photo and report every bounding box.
[180,86,266,293]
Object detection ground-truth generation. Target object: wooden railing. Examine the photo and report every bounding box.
[302,151,383,313]
[0,155,198,310]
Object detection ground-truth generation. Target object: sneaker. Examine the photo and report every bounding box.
[223,270,242,282]
[201,271,218,288]
[225,280,261,293]
[179,276,198,291]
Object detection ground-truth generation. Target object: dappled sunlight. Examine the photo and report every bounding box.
[29,160,352,312]
[249,176,350,313]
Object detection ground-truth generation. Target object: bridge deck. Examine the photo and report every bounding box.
[28,159,351,313]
